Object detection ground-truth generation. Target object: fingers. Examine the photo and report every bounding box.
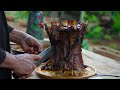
[30,54,42,60]
[20,76,26,79]
[31,38,43,53]
[23,36,43,53]
[21,41,36,54]
[19,75,30,79]
[34,41,43,53]
[38,46,43,53]
[15,70,33,79]
[21,41,31,53]
[13,73,31,79]
[29,47,35,54]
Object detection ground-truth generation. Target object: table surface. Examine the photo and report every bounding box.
[28,49,120,79]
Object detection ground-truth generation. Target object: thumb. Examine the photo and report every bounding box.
[31,54,42,61]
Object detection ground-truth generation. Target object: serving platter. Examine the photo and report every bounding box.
[35,64,96,79]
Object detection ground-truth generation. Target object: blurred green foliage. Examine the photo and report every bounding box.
[83,11,120,42]
[112,11,120,36]
[108,43,118,50]
[5,11,29,22]
[86,25,103,40]
[6,11,120,38]
[82,11,120,50]
[5,11,120,50]
[82,40,89,50]
[14,11,29,22]
[5,11,49,22]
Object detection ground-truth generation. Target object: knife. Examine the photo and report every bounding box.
[13,46,54,79]
[35,46,54,67]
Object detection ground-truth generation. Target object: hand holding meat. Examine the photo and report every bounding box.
[21,36,43,54]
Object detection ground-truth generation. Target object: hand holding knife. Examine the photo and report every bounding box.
[13,46,54,79]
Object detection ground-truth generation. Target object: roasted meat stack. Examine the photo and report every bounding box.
[41,20,88,76]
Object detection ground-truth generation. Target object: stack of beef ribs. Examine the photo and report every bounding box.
[41,20,88,76]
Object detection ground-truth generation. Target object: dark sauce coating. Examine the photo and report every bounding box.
[42,20,88,72]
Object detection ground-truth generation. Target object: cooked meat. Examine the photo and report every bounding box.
[41,20,88,73]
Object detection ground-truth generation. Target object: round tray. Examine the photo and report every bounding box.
[35,65,96,79]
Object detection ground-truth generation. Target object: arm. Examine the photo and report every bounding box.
[0,48,6,64]
[9,28,29,45]
[8,25,14,33]
[8,25,29,45]
[0,49,16,69]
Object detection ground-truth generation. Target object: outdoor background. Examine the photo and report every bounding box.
[5,11,120,60]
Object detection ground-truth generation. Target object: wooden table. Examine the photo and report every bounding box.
[28,49,120,79]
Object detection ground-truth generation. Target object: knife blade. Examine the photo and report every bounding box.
[34,46,54,67]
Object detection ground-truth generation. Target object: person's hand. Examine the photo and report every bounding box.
[12,53,42,79]
[21,36,43,54]
[0,52,42,79]
[9,29,43,54]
